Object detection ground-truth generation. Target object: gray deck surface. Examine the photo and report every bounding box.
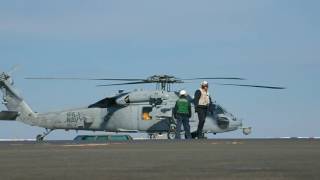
[0,139,319,180]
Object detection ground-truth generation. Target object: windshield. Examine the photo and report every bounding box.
[215,105,226,114]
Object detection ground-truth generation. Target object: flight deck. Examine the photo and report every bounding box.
[0,139,319,180]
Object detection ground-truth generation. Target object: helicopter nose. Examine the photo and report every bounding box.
[230,117,242,128]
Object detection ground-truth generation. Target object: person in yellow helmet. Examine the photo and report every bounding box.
[173,90,192,139]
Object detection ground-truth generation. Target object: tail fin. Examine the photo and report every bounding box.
[0,72,37,123]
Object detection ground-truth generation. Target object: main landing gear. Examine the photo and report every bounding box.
[36,129,54,142]
[167,118,177,140]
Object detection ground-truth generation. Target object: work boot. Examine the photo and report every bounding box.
[197,132,205,139]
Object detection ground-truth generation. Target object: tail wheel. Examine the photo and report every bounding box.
[36,134,44,142]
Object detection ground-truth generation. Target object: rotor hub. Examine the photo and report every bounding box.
[145,75,183,91]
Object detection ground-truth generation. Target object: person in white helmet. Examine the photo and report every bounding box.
[194,81,213,139]
[173,90,192,139]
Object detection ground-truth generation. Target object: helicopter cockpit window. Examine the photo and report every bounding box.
[142,107,153,121]
[215,105,225,114]
[124,96,130,103]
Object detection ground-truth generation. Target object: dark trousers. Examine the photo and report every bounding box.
[176,115,192,139]
[197,108,208,138]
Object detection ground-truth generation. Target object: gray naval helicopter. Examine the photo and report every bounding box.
[0,70,285,141]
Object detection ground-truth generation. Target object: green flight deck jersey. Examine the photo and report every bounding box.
[174,98,192,118]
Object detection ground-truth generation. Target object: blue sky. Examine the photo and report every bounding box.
[0,0,319,139]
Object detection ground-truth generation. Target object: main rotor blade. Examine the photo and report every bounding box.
[26,76,246,81]
[216,83,286,89]
[25,77,145,81]
[95,78,146,81]
[97,81,152,87]
[181,77,246,81]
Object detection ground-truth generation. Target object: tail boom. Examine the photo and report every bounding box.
[0,72,37,124]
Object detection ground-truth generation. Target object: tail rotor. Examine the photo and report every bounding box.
[0,65,21,85]
[8,64,21,76]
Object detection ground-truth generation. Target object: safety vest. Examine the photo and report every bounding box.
[176,98,190,114]
[198,88,210,106]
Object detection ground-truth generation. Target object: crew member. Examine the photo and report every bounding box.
[173,90,192,139]
[194,81,213,139]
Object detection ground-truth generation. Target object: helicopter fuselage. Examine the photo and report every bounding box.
[33,90,242,135]
[0,72,248,140]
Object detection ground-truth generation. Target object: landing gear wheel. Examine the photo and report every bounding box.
[149,134,156,139]
[35,129,54,143]
[243,127,252,135]
[167,118,177,140]
[167,131,176,140]
[36,134,44,142]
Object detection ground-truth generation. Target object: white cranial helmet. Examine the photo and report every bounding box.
[179,90,187,96]
[201,81,209,86]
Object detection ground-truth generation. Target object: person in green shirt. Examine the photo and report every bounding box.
[173,90,192,139]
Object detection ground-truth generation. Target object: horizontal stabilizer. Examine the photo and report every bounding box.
[0,111,19,121]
